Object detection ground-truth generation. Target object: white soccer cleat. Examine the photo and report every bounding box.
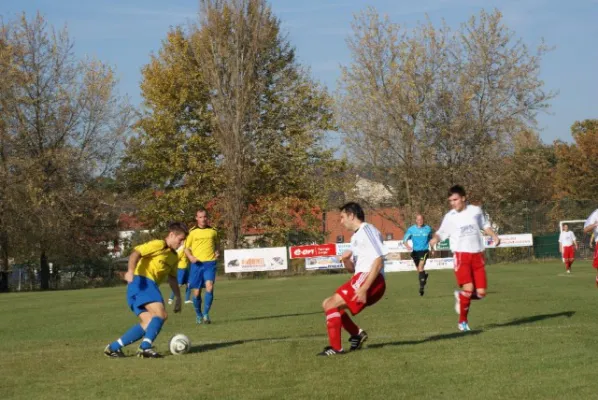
[567,270,571,274]
[458,321,471,332]
[167,298,173,305]
[454,290,461,314]
[185,300,192,304]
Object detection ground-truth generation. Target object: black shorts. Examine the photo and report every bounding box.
[411,250,429,267]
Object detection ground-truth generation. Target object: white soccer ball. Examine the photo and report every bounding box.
[169,334,191,355]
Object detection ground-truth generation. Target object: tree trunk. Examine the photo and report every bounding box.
[40,250,50,290]
[0,232,9,292]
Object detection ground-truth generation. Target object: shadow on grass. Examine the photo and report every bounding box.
[485,311,575,329]
[189,336,289,354]
[368,330,483,349]
[368,311,576,349]
[223,311,322,323]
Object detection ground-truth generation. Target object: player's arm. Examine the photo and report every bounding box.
[352,256,383,303]
[558,238,562,253]
[483,227,500,247]
[341,250,355,273]
[184,247,197,263]
[573,233,578,250]
[125,250,141,283]
[430,219,449,248]
[168,274,182,313]
[583,214,597,234]
[403,229,412,251]
[214,230,221,259]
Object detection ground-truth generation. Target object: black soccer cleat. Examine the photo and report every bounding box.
[317,346,345,356]
[419,287,425,296]
[136,347,163,358]
[104,345,126,358]
[349,330,368,351]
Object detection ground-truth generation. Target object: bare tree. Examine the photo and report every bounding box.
[337,8,555,223]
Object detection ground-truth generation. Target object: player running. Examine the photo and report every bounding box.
[583,209,598,286]
[318,202,388,356]
[403,214,433,296]
[558,224,578,274]
[104,222,188,358]
[430,185,500,332]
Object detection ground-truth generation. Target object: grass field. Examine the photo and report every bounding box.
[2,261,598,399]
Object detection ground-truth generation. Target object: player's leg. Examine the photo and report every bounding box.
[170,268,187,305]
[319,293,349,355]
[453,252,474,331]
[189,262,205,323]
[593,245,598,286]
[202,261,217,323]
[471,253,487,301]
[137,302,168,358]
[418,251,429,296]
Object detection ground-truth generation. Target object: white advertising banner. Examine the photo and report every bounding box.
[385,257,454,273]
[224,247,288,273]
[305,256,343,270]
[485,233,533,248]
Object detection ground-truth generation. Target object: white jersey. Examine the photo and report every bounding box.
[584,209,598,242]
[558,231,576,247]
[436,205,491,253]
[350,222,388,274]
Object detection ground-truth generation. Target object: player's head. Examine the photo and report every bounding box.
[415,214,424,227]
[563,224,569,231]
[196,207,208,228]
[166,222,188,250]
[339,202,365,231]
[448,185,467,212]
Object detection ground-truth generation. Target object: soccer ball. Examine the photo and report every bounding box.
[169,334,191,355]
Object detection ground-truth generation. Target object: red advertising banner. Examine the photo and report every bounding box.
[289,243,337,259]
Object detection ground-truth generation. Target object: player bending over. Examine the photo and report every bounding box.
[430,185,500,332]
[104,222,188,358]
[558,224,577,274]
[318,202,388,356]
[403,214,433,296]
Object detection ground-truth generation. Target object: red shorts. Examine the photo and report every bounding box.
[562,245,575,260]
[593,245,598,269]
[453,252,486,289]
[336,272,386,315]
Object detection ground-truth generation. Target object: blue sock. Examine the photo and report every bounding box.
[185,286,191,302]
[169,291,175,301]
[139,317,165,350]
[204,290,214,316]
[192,293,203,318]
[110,324,145,351]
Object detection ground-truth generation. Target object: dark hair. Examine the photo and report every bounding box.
[168,221,189,236]
[339,202,365,222]
[448,185,466,197]
[196,207,208,215]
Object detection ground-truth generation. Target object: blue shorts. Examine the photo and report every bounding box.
[127,276,164,316]
[177,268,189,285]
[189,261,217,290]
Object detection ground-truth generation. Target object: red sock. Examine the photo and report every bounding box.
[459,291,472,323]
[325,309,342,351]
[565,262,571,271]
[339,309,360,336]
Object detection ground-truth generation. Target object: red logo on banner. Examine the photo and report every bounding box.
[289,244,337,259]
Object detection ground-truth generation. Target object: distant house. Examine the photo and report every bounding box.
[323,207,404,244]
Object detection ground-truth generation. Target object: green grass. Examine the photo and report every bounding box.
[2,261,598,399]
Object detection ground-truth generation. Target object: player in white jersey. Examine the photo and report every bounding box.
[558,224,577,274]
[317,202,388,356]
[430,185,500,332]
[583,209,598,286]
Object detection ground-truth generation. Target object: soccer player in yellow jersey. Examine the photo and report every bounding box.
[185,208,220,324]
[104,222,188,358]
[168,246,192,305]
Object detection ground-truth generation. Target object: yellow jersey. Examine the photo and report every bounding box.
[177,246,189,269]
[186,226,219,262]
[134,239,178,284]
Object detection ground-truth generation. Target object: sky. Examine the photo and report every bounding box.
[2,0,597,144]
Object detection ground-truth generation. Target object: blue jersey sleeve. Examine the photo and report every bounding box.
[403,227,413,243]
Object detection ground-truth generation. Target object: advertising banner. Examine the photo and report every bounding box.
[305,256,344,270]
[289,243,337,259]
[225,247,288,273]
